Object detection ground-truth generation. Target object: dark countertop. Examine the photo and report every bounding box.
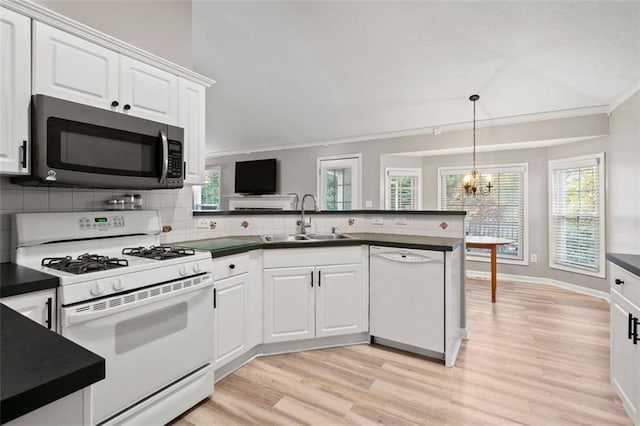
[0,305,105,424]
[1,263,59,298]
[607,253,640,277]
[193,209,466,217]
[179,233,463,258]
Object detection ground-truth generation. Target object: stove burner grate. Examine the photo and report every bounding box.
[42,253,129,274]
[122,245,196,260]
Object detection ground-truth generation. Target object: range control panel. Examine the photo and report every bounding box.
[79,215,125,230]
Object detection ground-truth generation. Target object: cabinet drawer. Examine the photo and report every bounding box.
[263,246,362,268]
[611,262,640,307]
[212,253,249,280]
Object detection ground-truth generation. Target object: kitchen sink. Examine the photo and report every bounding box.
[306,233,353,240]
[261,233,353,243]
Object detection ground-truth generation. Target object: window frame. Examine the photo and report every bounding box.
[437,163,529,266]
[384,167,422,210]
[316,154,362,211]
[192,166,221,211]
[548,153,605,278]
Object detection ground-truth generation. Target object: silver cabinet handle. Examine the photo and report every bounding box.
[160,129,168,184]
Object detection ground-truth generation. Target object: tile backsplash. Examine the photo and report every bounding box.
[1,176,464,262]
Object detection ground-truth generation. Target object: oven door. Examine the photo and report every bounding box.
[60,274,213,425]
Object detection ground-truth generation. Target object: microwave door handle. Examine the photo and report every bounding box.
[160,129,169,184]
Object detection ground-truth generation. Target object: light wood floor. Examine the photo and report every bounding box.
[171,279,631,425]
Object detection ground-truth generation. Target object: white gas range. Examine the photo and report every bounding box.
[12,210,215,426]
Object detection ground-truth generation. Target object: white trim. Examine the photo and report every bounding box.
[467,255,528,267]
[548,153,606,279]
[466,270,610,302]
[204,107,609,157]
[608,79,640,114]
[316,154,362,211]
[3,0,215,87]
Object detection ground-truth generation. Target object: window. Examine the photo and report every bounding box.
[439,164,528,264]
[193,167,221,210]
[317,156,361,210]
[548,154,605,277]
[385,168,422,210]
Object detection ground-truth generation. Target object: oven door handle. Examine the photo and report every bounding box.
[159,129,169,184]
[62,277,213,327]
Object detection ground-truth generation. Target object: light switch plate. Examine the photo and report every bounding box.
[365,200,373,208]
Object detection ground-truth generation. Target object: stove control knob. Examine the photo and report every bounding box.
[193,263,201,274]
[178,265,188,276]
[112,279,124,291]
[90,282,104,296]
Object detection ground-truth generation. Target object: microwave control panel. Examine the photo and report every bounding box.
[167,140,183,187]
[79,215,124,230]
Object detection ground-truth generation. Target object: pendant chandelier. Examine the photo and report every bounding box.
[463,94,493,196]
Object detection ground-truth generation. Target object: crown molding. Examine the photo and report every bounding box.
[205,105,608,158]
[608,79,640,114]
[2,0,216,87]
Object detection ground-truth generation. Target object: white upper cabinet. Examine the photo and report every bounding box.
[119,56,178,125]
[33,22,178,125]
[0,7,31,175]
[33,21,118,110]
[178,78,206,184]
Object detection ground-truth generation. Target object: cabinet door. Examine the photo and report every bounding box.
[316,264,366,338]
[1,289,56,330]
[214,273,248,369]
[263,267,314,343]
[178,78,206,184]
[0,8,31,175]
[119,55,178,125]
[611,291,638,422]
[33,22,118,110]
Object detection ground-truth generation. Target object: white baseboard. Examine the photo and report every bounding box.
[466,270,610,302]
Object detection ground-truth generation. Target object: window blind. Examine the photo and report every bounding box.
[549,155,604,276]
[385,168,421,210]
[439,165,527,261]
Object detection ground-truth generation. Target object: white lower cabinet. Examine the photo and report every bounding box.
[1,288,56,330]
[610,261,640,425]
[212,251,261,371]
[213,273,249,369]
[263,246,367,344]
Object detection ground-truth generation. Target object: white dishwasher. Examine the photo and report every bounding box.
[370,245,445,355]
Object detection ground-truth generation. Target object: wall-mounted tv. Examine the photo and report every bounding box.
[234,158,277,194]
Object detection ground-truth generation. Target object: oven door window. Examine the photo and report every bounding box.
[47,117,160,177]
[115,302,187,354]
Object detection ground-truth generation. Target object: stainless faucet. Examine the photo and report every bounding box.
[287,193,299,210]
[299,193,318,234]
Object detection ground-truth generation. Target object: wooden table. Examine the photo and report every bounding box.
[465,236,513,303]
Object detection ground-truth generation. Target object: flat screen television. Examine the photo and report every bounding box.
[234,158,277,194]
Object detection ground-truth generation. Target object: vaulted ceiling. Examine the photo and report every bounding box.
[192,1,640,155]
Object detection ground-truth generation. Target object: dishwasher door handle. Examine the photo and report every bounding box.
[374,252,443,263]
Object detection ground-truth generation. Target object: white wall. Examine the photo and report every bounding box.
[32,0,193,68]
[607,90,640,254]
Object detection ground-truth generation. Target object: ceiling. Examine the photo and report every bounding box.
[191,1,640,156]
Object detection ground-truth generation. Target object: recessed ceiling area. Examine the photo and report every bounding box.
[192,1,640,156]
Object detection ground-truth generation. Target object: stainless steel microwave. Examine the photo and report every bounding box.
[12,95,184,189]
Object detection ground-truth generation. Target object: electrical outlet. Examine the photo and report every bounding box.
[371,217,384,226]
[197,218,211,229]
[394,217,407,226]
[365,200,373,208]
[530,254,537,263]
